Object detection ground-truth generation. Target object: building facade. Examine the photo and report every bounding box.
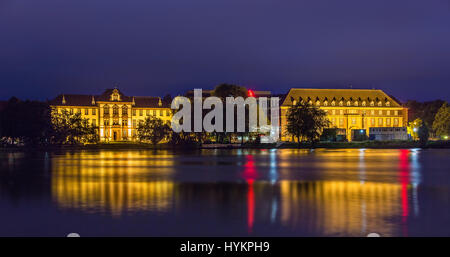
[50,88,172,141]
[280,89,408,141]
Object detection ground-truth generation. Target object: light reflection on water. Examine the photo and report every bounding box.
[1,148,450,236]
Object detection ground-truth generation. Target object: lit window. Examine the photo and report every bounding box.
[378,101,382,106]
[324,101,328,106]
[371,118,375,126]
[371,110,375,115]
[387,110,390,115]
[340,110,344,115]
[378,118,383,126]
[92,119,96,126]
[352,118,356,124]
[92,109,96,115]
[394,110,398,116]
[332,110,336,115]
[386,102,390,106]
[379,110,383,115]
[85,109,89,115]
[347,101,351,106]
[386,118,391,126]
[331,101,335,106]
[160,110,163,116]
[139,109,143,116]
[370,101,374,106]
[147,110,150,116]
[362,101,366,106]
[394,118,399,126]
[132,109,136,116]
[339,101,343,106]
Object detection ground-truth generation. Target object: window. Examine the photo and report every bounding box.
[132,109,136,116]
[346,101,351,106]
[70,109,74,114]
[292,100,297,105]
[92,119,96,126]
[371,118,375,126]
[92,109,96,115]
[77,109,81,114]
[349,109,357,114]
[394,118,399,126]
[123,120,127,126]
[362,101,366,106]
[104,120,109,126]
[370,101,374,106]
[85,109,89,115]
[160,110,163,116]
[113,105,119,115]
[378,101,382,107]
[103,105,109,115]
[122,106,128,116]
[387,110,390,115]
[332,110,336,115]
[339,101,343,106]
[378,118,383,126]
[339,118,344,127]
[340,110,344,115]
[324,101,328,106]
[386,102,390,106]
[139,109,143,116]
[316,101,320,106]
[331,101,335,106]
[352,118,356,124]
[132,119,136,128]
[147,110,150,116]
[166,110,170,116]
[152,110,156,116]
[394,110,398,116]
[371,110,375,115]
[386,118,391,126]
[379,110,383,115]
[354,101,358,106]
[332,118,336,126]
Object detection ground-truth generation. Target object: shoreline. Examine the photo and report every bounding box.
[1,140,449,151]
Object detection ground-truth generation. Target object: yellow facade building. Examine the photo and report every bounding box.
[50,88,172,141]
[280,89,408,141]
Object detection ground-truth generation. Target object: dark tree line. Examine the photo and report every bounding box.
[0,97,98,146]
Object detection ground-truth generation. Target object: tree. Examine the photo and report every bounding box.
[432,102,450,139]
[137,116,171,144]
[51,109,98,144]
[407,118,423,140]
[212,83,248,143]
[0,98,52,145]
[286,102,330,145]
[418,123,429,146]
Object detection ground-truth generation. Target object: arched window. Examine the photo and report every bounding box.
[122,105,128,115]
[113,105,119,115]
[103,105,109,115]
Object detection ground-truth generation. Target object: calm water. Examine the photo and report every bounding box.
[0,148,449,237]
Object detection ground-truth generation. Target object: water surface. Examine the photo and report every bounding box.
[0,148,449,236]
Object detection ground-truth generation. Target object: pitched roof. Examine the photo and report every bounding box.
[49,94,96,106]
[49,89,170,108]
[281,88,402,107]
[134,96,170,108]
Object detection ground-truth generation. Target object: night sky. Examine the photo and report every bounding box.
[1,0,449,102]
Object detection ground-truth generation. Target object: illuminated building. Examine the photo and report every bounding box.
[49,88,172,141]
[280,89,408,141]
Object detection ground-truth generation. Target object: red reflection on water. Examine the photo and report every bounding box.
[243,155,257,233]
[399,149,411,236]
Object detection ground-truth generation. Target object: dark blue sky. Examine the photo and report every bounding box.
[1,0,449,102]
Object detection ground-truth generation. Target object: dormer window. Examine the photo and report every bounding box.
[110,88,121,101]
[324,101,328,106]
[346,101,351,106]
[362,101,366,106]
[339,101,343,106]
[370,101,374,106]
[331,101,335,106]
[386,101,390,106]
[378,101,382,107]
[316,100,320,106]
[354,101,358,106]
[292,100,297,105]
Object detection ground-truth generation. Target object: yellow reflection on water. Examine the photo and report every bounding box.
[51,151,175,216]
[280,180,406,236]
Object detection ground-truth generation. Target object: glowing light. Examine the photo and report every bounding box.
[247,89,255,97]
